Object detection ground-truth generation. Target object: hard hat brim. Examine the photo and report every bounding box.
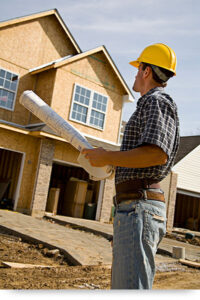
[129,60,140,68]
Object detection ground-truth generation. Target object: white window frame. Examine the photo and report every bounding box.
[69,83,108,131]
[0,67,19,111]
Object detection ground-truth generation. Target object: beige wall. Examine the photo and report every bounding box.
[28,69,57,124]
[0,15,77,70]
[51,53,124,144]
[0,14,78,126]
[0,128,41,211]
[0,59,36,125]
[54,140,79,165]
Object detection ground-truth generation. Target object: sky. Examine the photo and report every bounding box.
[1,0,200,137]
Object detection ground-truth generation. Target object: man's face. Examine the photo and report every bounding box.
[132,63,144,92]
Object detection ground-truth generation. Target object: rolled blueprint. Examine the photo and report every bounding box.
[19,90,114,181]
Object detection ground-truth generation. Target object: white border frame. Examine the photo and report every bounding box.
[0,146,25,211]
[0,66,19,112]
[69,83,109,131]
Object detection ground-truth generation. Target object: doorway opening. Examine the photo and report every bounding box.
[0,148,23,210]
[46,162,101,220]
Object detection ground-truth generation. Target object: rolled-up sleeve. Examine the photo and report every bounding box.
[137,97,177,158]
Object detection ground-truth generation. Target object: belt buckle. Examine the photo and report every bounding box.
[139,189,147,200]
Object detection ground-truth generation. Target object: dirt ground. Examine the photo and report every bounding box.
[0,228,200,290]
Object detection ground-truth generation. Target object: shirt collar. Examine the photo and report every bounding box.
[137,87,164,107]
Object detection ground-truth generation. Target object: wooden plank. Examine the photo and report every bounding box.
[179,259,200,269]
[1,261,53,269]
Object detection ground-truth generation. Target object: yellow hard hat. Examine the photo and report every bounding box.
[129,43,177,75]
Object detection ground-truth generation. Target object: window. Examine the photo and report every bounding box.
[70,84,108,130]
[0,68,19,110]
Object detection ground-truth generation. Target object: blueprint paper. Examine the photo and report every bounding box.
[19,90,114,180]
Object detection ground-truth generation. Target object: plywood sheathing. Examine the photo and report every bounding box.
[51,52,124,144]
[0,128,40,211]
[0,13,79,126]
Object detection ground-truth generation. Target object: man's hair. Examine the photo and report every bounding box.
[141,62,174,87]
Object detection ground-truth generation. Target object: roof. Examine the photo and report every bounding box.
[29,45,134,102]
[0,9,81,54]
[175,135,200,164]
[172,145,200,194]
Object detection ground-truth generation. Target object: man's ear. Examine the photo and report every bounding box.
[143,66,151,78]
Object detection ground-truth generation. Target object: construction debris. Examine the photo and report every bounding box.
[179,259,200,269]
[42,249,60,258]
[1,261,52,269]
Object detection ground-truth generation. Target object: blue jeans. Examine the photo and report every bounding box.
[111,190,166,289]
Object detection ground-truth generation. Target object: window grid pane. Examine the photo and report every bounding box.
[92,93,107,113]
[72,103,88,123]
[0,68,18,110]
[90,109,105,129]
[74,85,91,106]
[71,85,107,130]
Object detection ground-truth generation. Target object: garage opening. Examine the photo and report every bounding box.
[46,162,101,220]
[0,148,23,210]
[174,192,200,231]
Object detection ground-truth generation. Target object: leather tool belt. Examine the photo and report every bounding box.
[114,179,165,205]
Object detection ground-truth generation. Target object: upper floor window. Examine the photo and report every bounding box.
[70,84,108,130]
[0,68,19,111]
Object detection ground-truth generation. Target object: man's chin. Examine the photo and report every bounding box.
[132,86,139,92]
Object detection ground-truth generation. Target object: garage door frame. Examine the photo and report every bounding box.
[0,146,25,211]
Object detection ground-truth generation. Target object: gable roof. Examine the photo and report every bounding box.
[172,145,200,195]
[0,9,81,54]
[175,135,200,164]
[29,45,134,102]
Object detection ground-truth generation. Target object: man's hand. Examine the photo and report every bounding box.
[81,147,108,167]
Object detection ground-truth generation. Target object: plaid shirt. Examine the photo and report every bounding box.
[115,87,180,185]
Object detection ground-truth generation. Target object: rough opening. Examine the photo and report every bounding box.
[46,162,100,220]
[0,148,23,210]
[174,192,200,231]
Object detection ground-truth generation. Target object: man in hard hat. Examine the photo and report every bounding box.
[82,43,180,289]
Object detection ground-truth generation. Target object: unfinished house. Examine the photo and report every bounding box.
[0,9,134,221]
